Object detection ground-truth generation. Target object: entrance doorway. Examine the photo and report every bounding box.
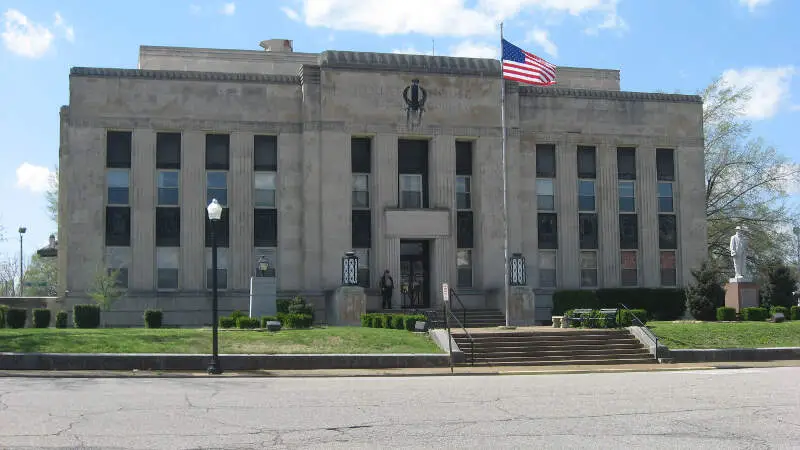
[399,240,431,308]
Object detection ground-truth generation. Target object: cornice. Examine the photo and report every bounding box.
[318,50,501,77]
[519,86,702,103]
[69,67,301,84]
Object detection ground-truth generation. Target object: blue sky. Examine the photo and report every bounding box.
[0,0,798,262]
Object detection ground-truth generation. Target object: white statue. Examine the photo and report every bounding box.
[729,225,749,282]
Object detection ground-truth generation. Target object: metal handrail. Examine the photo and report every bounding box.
[449,288,468,328]
[618,303,660,360]
[445,290,475,367]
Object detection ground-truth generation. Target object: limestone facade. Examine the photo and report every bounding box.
[57,43,706,326]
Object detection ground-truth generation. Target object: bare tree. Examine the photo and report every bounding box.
[0,255,20,296]
[46,166,58,224]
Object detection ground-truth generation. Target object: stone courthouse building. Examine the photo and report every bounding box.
[57,39,706,325]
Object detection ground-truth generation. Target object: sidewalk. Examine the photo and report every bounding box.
[2,360,798,379]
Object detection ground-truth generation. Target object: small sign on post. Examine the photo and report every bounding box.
[441,283,450,303]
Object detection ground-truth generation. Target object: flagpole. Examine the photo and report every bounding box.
[499,22,510,328]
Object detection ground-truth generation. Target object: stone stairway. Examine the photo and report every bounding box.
[451,329,654,366]
[448,309,507,328]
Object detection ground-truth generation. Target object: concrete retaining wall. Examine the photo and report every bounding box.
[0,353,450,371]
[667,347,800,363]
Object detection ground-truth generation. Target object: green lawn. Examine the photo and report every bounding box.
[0,327,443,354]
[649,321,800,349]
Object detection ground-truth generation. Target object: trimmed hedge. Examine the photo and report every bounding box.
[144,309,163,328]
[716,307,737,321]
[219,317,236,328]
[553,288,686,320]
[236,316,260,329]
[260,315,278,328]
[279,313,313,329]
[618,309,649,326]
[360,313,427,331]
[73,305,101,329]
[32,308,51,328]
[770,306,789,319]
[6,308,26,329]
[0,305,7,328]
[55,311,68,329]
[742,307,769,322]
[791,306,800,321]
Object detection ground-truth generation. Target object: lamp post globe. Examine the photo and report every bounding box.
[207,198,223,221]
[206,199,223,375]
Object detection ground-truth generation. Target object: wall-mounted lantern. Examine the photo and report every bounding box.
[341,251,359,286]
[509,253,527,286]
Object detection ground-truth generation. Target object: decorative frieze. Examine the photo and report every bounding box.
[519,86,703,103]
[70,67,300,84]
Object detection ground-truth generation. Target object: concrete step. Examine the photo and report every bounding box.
[452,331,632,338]
[469,351,653,362]
[454,338,642,347]
[459,357,655,367]
[462,345,650,356]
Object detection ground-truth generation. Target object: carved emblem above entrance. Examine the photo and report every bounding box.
[402,79,428,128]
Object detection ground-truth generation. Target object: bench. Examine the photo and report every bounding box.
[564,308,619,328]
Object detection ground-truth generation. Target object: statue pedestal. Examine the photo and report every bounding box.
[331,286,366,326]
[507,286,536,326]
[724,281,759,312]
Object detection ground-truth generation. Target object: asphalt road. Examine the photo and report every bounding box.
[1,367,799,449]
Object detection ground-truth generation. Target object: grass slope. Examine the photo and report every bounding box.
[649,321,800,349]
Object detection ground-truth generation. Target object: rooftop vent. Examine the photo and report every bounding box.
[259,39,293,52]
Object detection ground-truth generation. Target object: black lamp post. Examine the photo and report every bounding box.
[18,227,26,296]
[509,253,527,286]
[206,199,223,375]
[341,251,359,286]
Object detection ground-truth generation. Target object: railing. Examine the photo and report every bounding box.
[449,288,468,328]
[618,303,660,361]
[444,290,475,367]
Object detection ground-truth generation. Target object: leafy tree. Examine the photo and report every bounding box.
[760,264,797,309]
[22,254,58,296]
[88,268,124,326]
[0,255,19,296]
[686,260,726,321]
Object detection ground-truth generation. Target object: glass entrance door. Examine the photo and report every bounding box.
[400,240,430,308]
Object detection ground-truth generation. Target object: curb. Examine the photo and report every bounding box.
[667,347,800,363]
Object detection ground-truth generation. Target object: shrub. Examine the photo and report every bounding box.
[219,317,236,328]
[260,316,278,328]
[55,311,68,329]
[742,307,769,322]
[230,310,246,320]
[236,316,260,329]
[32,308,51,328]
[6,308,27,329]
[276,299,291,314]
[760,265,797,309]
[769,306,789,319]
[282,313,313,329]
[372,314,384,328]
[144,309,163,329]
[360,313,373,327]
[552,291,599,315]
[287,296,314,320]
[716,307,737,321]
[553,288,685,320]
[404,314,427,331]
[0,305,8,328]
[791,306,800,321]
[618,309,649,326]
[686,260,725,321]
[73,304,101,329]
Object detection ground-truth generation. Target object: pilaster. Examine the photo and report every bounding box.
[278,132,304,290]
[229,131,254,290]
[637,146,659,287]
[519,137,538,287]
[320,130,351,288]
[557,139,579,288]
[300,65,322,290]
[475,136,504,290]
[130,129,156,290]
[374,134,399,299]
[180,131,205,290]
[677,145,707,285]
[385,237,401,304]
[598,143,620,287]
[430,135,457,290]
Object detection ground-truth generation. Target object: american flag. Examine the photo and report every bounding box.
[501,39,557,86]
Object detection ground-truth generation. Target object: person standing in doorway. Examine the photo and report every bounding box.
[380,270,394,310]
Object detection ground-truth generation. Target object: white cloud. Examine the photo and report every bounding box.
[290,0,625,37]
[525,28,557,57]
[449,41,498,59]
[1,9,54,58]
[740,0,772,12]
[53,12,74,43]
[221,2,236,15]
[281,7,301,21]
[16,163,53,193]
[720,66,796,120]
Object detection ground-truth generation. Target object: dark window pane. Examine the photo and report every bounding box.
[106,131,132,168]
[206,269,228,290]
[656,148,675,181]
[658,214,677,249]
[456,141,473,175]
[577,146,596,179]
[157,269,179,290]
[351,209,371,248]
[205,208,229,248]
[579,213,598,250]
[254,135,278,171]
[205,134,230,170]
[107,187,129,205]
[254,209,278,247]
[159,188,180,206]
[351,137,372,174]
[536,144,556,178]
[457,268,473,288]
[105,206,131,246]
[457,211,474,249]
[108,268,129,288]
[538,213,558,249]
[156,133,181,169]
[398,139,428,174]
[621,269,638,287]
[617,147,636,180]
[581,269,598,287]
[156,207,181,247]
[658,197,674,213]
[619,214,639,249]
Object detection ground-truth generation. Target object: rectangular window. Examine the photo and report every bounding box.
[539,251,557,288]
[156,247,179,290]
[577,146,596,179]
[618,181,636,212]
[617,147,636,180]
[106,169,130,205]
[156,132,181,169]
[537,179,555,211]
[105,207,131,247]
[206,248,228,290]
[619,214,639,249]
[660,251,677,286]
[254,172,276,208]
[579,213,598,250]
[351,137,372,174]
[107,268,129,289]
[536,144,556,178]
[353,248,371,289]
[659,214,678,249]
[254,209,278,248]
[254,135,278,172]
[351,210,372,249]
[205,208,229,248]
[155,207,181,247]
[578,180,595,211]
[352,174,370,209]
[106,131,132,168]
[456,141,473,176]
[106,247,130,289]
[580,251,598,287]
[457,249,473,288]
[399,174,423,208]
[456,175,471,210]
[457,211,474,249]
[205,134,230,170]
[621,251,638,287]
[656,148,675,181]
[658,182,674,213]
[207,172,228,206]
[157,170,179,206]
[538,213,558,249]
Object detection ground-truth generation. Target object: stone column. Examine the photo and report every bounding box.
[475,136,504,290]
[181,131,206,290]
[430,135,456,303]
[677,144,707,285]
[320,131,351,288]
[229,131,254,290]
[277,132,303,291]
[385,237,401,306]
[557,138,579,288]
[374,134,398,300]
[597,143,620,287]
[637,146,659,287]
[300,66,322,290]
[130,129,156,290]
[519,137,539,287]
